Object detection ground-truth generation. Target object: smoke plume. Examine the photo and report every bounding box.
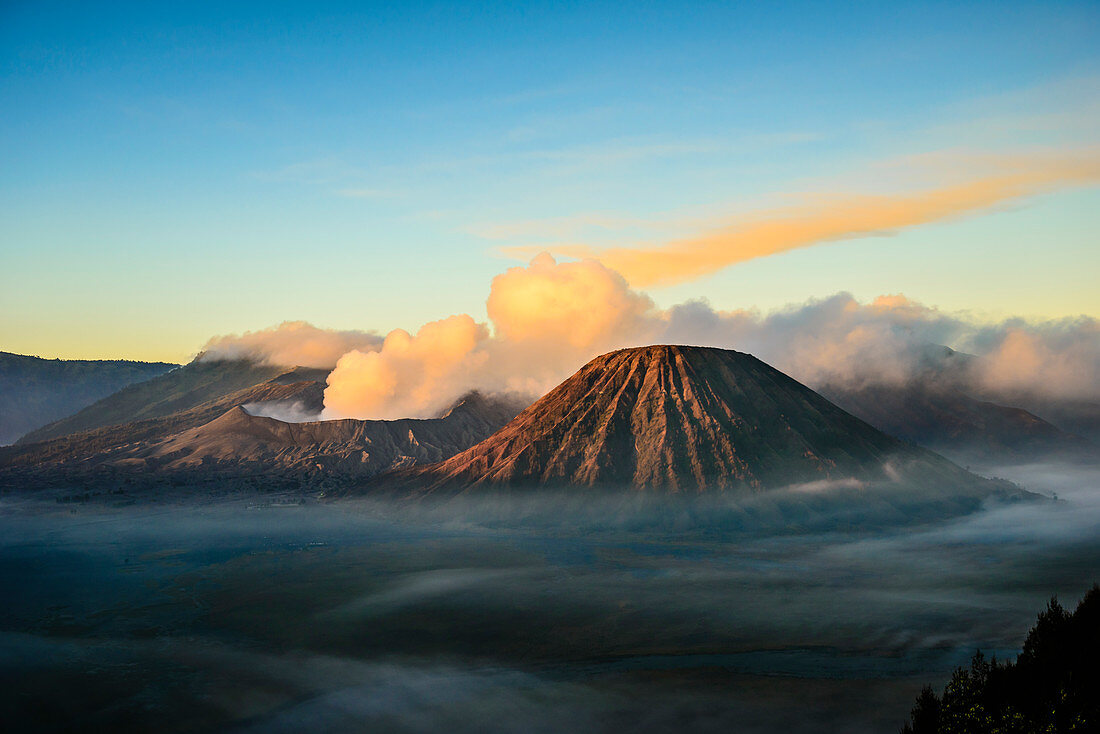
[323,316,490,420]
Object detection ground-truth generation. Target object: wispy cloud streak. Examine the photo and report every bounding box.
[507,151,1100,288]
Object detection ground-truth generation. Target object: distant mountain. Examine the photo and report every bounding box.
[18,359,327,444]
[820,382,1097,465]
[979,394,1100,447]
[0,352,177,445]
[407,345,1025,500]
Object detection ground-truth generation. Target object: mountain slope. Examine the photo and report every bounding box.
[0,385,526,490]
[141,391,525,478]
[0,378,325,469]
[408,345,1021,495]
[0,352,176,445]
[17,360,324,444]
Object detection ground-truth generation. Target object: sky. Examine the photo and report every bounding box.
[1,0,1098,363]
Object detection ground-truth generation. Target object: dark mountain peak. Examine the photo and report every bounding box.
[819,380,1096,464]
[407,345,1017,495]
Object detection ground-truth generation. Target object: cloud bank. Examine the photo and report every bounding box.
[666,294,1100,404]
[319,253,1100,420]
[322,256,658,419]
[198,321,383,369]
[324,316,491,420]
[191,147,1100,422]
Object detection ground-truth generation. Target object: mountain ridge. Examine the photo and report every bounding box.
[140,391,526,479]
[0,385,526,491]
[17,359,322,444]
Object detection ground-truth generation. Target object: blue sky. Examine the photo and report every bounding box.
[2,1,1098,361]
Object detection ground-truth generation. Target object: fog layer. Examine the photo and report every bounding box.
[1,461,1097,733]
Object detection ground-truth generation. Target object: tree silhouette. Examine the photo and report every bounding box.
[901,584,1098,733]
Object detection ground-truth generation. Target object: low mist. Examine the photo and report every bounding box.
[2,460,1097,733]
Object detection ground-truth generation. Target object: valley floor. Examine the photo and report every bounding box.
[2,461,1098,734]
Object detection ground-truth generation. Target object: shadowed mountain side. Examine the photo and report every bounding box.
[0,352,177,445]
[403,346,1029,499]
[820,383,1098,465]
[18,360,327,444]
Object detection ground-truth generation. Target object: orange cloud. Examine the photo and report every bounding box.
[516,152,1100,288]
[488,252,655,351]
[977,324,1100,400]
[323,315,490,420]
[321,255,661,419]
